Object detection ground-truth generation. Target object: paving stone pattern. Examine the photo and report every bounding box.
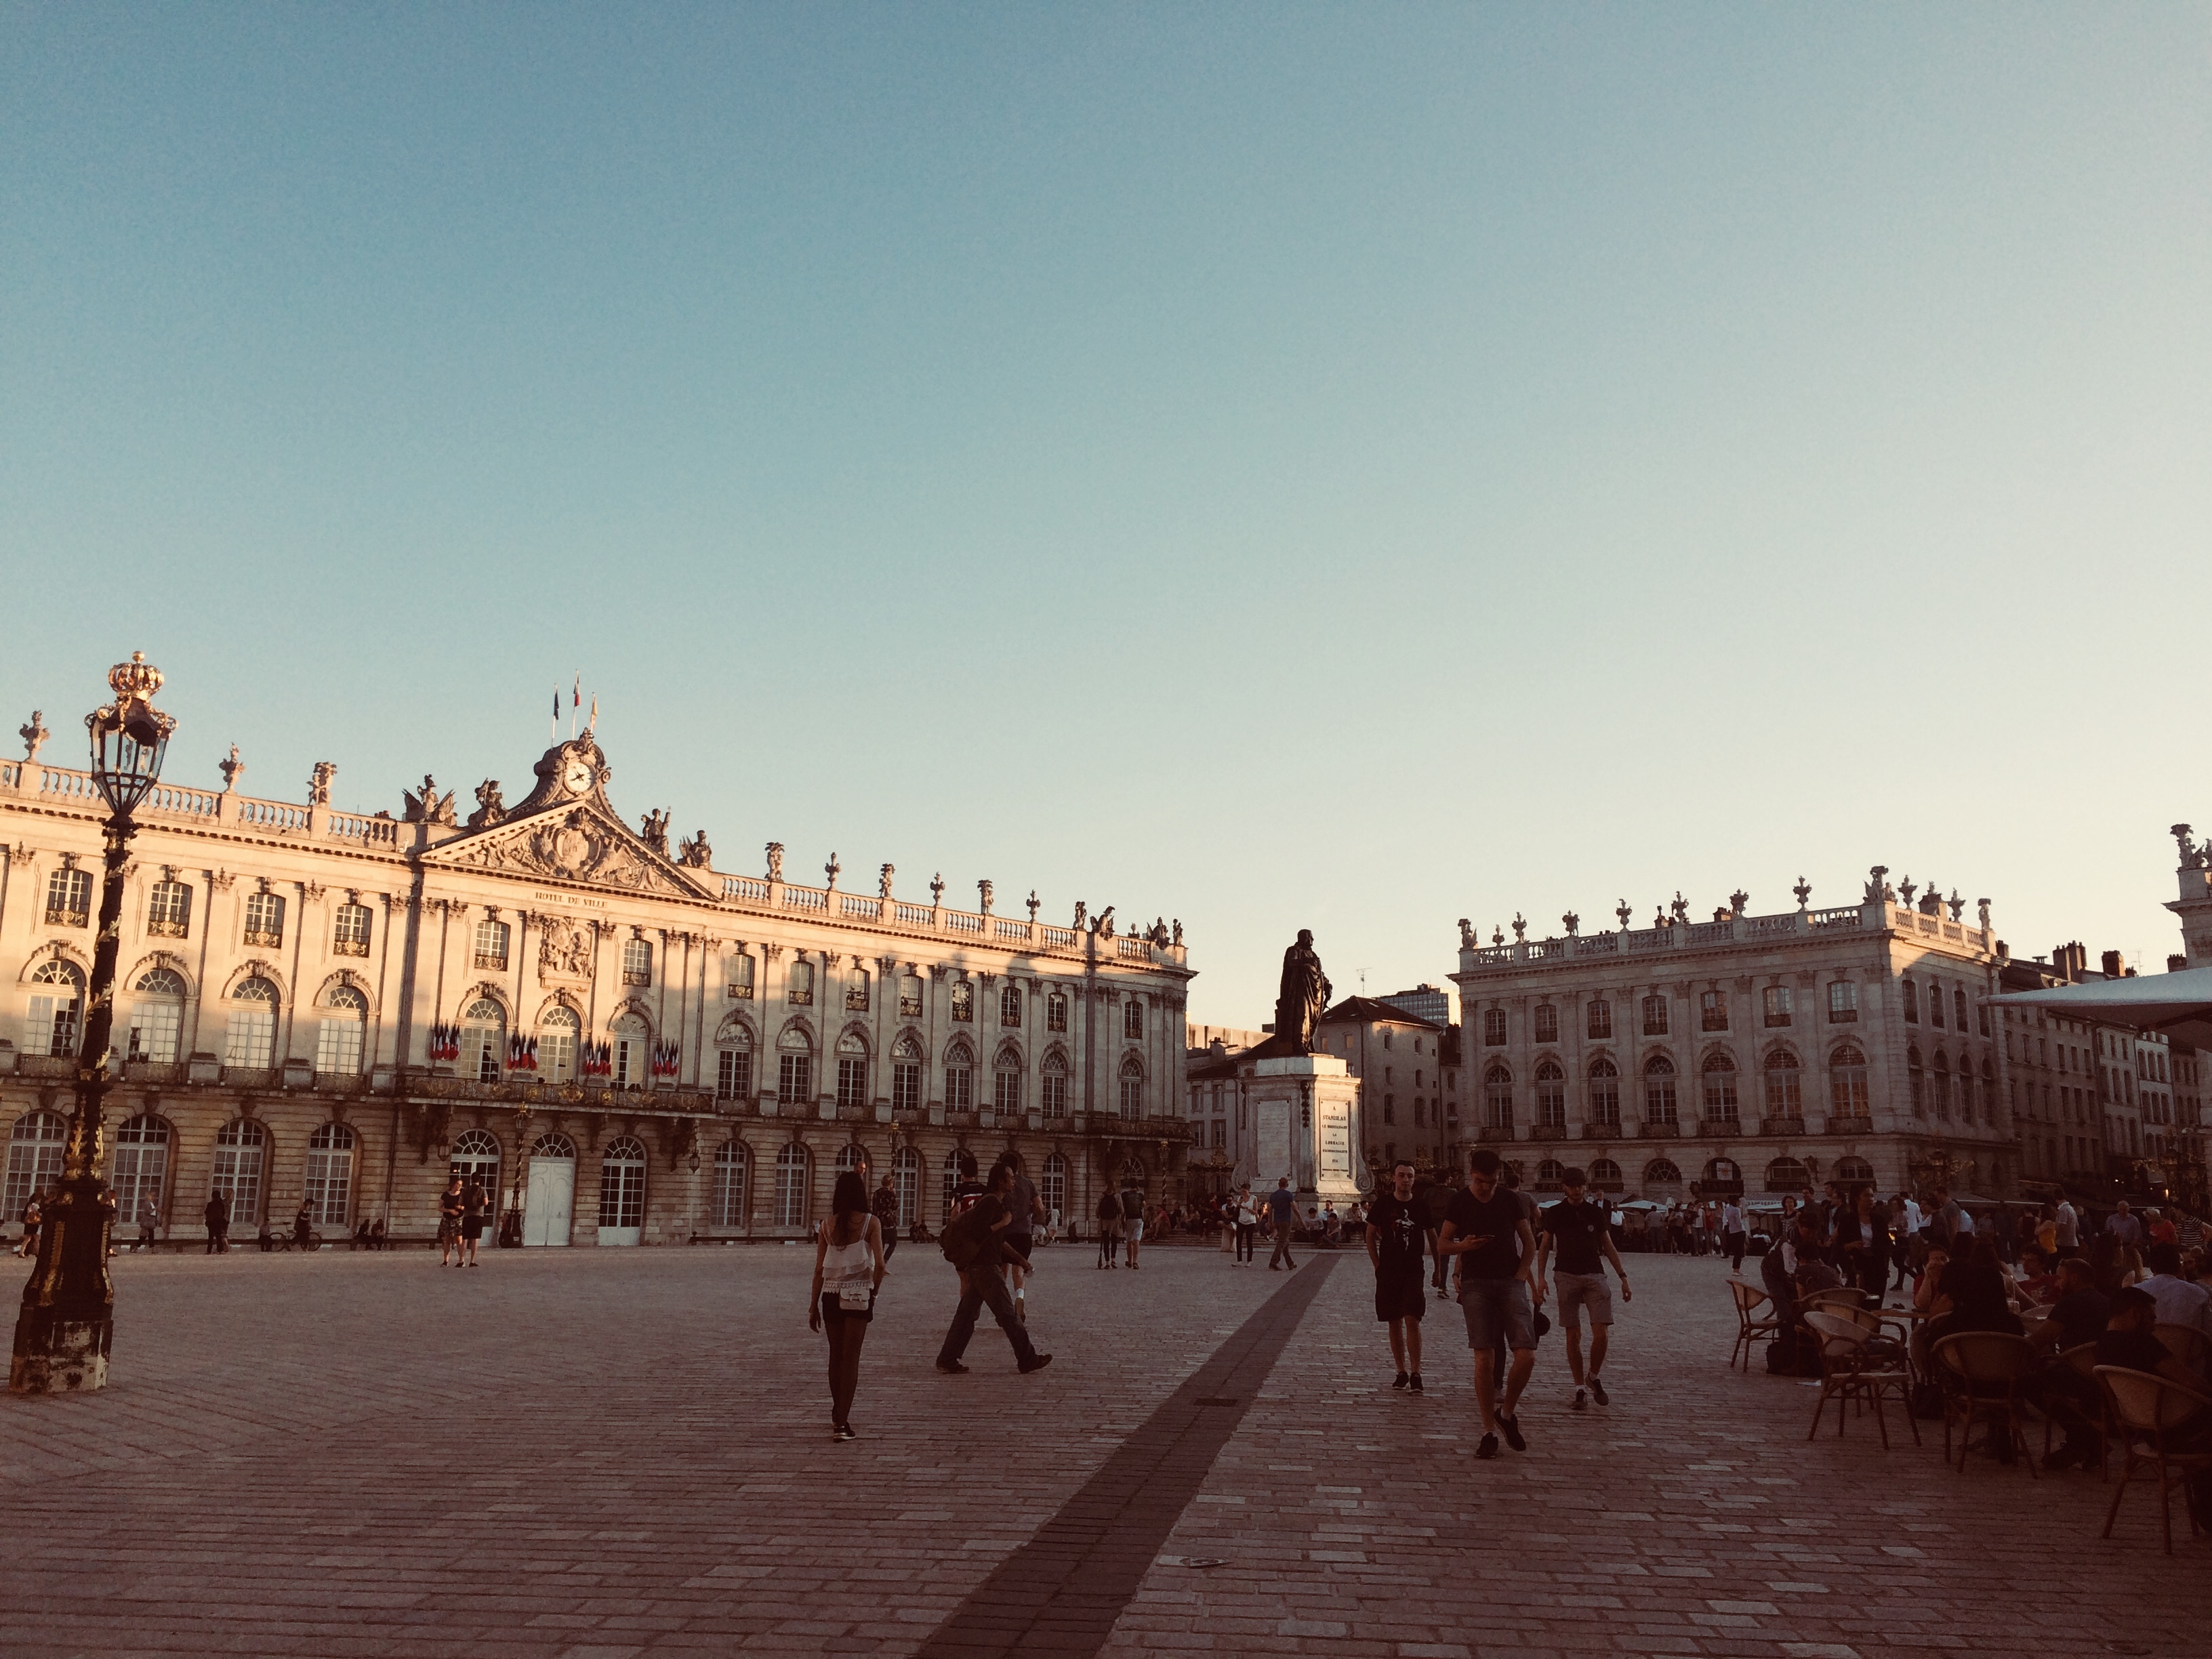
[0,1243,2202,1659]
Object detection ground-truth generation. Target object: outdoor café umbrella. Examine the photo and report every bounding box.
[1989,963,2212,1051]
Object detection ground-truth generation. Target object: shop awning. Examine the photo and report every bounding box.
[1990,964,2212,1050]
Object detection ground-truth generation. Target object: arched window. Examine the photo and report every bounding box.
[836,1030,869,1110]
[1535,1060,1565,1129]
[1834,1155,1874,1185]
[941,1149,965,1223]
[1906,1044,1925,1113]
[1040,1051,1070,1117]
[224,977,279,1071]
[542,1004,581,1084]
[891,1033,924,1114]
[28,958,84,1057]
[1119,1157,1146,1193]
[1587,1158,1625,1193]
[6,1111,69,1221]
[1643,1054,1678,1126]
[1643,1158,1682,1191]
[712,1143,750,1228]
[531,1131,577,1160]
[1124,1001,1145,1040]
[1830,1044,1869,1120]
[1764,1156,1810,1192]
[1119,1057,1144,1120]
[460,998,505,1084]
[45,864,92,927]
[611,1011,649,1088]
[1040,1152,1067,1223]
[993,1046,1023,1115]
[127,966,187,1065]
[304,1124,356,1226]
[110,1114,171,1221]
[777,1025,815,1105]
[1902,979,1920,1023]
[315,985,367,1076]
[1483,1065,1514,1129]
[146,877,193,939]
[1532,1004,1559,1044]
[1931,1050,1950,1118]
[450,1129,501,1206]
[890,1144,920,1230]
[835,1144,867,1179]
[1586,1057,1620,1126]
[1001,985,1023,1027]
[1586,998,1613,1040]
[1700,1053,1738,1122]
[714,1016,753,1102]
[600,1136,647,1231]
[945,1042,974,1113]
[1763,1050,1802,1119]
[1535,1158,1566,1192]
[211,1118,268,1227]
[1702,1157,1742,1191]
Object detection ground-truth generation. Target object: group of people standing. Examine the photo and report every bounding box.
[1360,1149,1633,1460]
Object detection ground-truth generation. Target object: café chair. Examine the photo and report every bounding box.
[1728,1278,1780,1372]
[2095,1366,2212,1555]
[1804,1309,1917,1450]
[1932,1332,2039,1477]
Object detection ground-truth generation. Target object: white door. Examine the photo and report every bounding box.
[523,1157,574,1246]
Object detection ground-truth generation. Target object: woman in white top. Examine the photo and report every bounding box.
[809,1170,888,1441]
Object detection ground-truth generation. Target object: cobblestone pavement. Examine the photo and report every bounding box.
[0,1243,2203,1659]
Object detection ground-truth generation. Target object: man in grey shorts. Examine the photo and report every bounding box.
[1537,1166,1633,1411]
[1437,1148,1542,1459]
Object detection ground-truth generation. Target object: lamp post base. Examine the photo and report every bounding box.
[9,1311,111,1394]
[9,1174,117,1396]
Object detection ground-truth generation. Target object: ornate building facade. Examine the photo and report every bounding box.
[1446,874,2013,1202]
[1,710,1193,1246]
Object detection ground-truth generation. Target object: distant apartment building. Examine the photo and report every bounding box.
[1447,873,2009,1202]
[1380,983,1451,1029]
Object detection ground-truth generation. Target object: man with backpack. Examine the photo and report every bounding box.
[935,1154,1052,1376]
[1095,1185,1122,1268]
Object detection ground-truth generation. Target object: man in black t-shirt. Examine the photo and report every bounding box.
[2030,1256,2114,1470]
[1437,1148,1541,1459]
[937,1154,1050,1376]
[1537,1168,1633,1411]
[1366,1160,1430,1393]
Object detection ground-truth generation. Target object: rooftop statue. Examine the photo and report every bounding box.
[1273,928,1332,1057]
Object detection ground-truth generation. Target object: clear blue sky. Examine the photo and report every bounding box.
[3,6,2207,1025]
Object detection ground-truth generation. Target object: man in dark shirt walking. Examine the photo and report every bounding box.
[203,1189,229,1254]
[936,1153,1052,1376]
[1266,1177,1300,1270]
[1537,1168,1632,1410]
[1366,1159,1429,1392]
[1437,1149,1541,1458]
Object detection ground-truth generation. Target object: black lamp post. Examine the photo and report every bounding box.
[10,653,173,1395]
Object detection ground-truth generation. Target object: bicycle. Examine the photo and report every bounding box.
[266,1229,325,1253]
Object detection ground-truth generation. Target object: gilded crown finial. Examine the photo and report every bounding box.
[108,650,164,706]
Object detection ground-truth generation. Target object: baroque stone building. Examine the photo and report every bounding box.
[1446,874,2012,1202]
[1,710,1193,1246]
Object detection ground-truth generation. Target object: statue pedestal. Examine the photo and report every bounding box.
[1248,1057,1364,1205]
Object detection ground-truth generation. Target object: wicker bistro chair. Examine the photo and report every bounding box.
[1931,1331,2041,1476]
[1802,1286,1871,1316]
[2094,1366,2212,1555]
[1804,1309,1919,1450]
[2154,1323,2212,1376]
[1729,1278,1782,1372]
[2045,1343,2112,1479]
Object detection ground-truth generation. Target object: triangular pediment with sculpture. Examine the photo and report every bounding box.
[418,737,714,901]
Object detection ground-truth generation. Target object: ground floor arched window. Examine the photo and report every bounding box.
[211,1118,268,1227]
[775,1143,811,1229]
[712,1142,750,1228]
[5,1111,68,1222]
[304,1124,356,1226]
[1040,1152,1067,1223]
[450,1129,501,1207]
[891,1144,920,1231]
[599,1137,647,1230]
[109,1114,171,1221]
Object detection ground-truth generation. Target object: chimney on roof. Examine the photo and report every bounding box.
[2170,955,2190,973]
[2102,949,2125,980]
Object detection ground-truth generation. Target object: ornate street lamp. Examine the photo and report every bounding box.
[10,653,173,1395]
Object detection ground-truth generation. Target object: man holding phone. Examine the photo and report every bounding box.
[1437,1148,1541,1459]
